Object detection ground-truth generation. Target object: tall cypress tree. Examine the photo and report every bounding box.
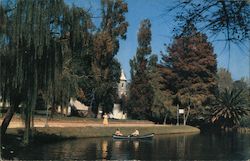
[128,19,154,119]
[91,0,128,114]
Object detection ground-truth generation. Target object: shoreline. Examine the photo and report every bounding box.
[2,116,200,140]
[237,127,250,133]
[6,125,200,139]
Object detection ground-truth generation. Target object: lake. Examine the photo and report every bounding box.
[2,132,250,160]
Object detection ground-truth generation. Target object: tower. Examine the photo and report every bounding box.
[118,69,127,98]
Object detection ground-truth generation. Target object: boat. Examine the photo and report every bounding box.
[112,133,154,140]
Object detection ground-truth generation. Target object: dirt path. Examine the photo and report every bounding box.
[0,116,158,128]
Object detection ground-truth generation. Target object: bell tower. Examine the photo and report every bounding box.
[118,69,127,98]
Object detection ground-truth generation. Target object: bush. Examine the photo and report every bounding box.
[240,116,250,128]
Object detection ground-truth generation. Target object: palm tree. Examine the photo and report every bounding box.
[211,88,249,129]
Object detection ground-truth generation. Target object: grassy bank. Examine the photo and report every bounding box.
[6,125,200,140]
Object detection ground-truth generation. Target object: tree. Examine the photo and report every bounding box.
[233,78,250,109]
[168,0,250,44]
[0,0,67,144]
[211,88,249,129]
[0,0,93,144]
[160,22,217,124]
[148,55,174,123]
[91,0,128,115]
[128,19,154,119]
[233,78,248,91]
[55,5,94,115]
[217,68,233,91]
[168,0,250,73]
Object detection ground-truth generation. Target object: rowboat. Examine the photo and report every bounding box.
[112,133,154,140]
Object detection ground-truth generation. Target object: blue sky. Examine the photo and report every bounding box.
[67,0,250,81]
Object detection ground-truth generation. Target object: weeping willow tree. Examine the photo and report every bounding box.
[0,0,66,144]
[0,0,94,144]
[48,5,94,116]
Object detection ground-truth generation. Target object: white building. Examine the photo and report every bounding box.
[111,69,128,119]
[117,69,127,98]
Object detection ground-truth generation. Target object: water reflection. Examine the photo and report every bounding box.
[101,140,108,160]
[114,140,122,149]
[3,132,250,160]
[133,141,139,151]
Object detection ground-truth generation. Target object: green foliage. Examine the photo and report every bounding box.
[0,0,96,143]
[128,19,154,120]
[217,68,233,92]
[240,116,250,128]
[91,0,128,114]
[149,71,172,122]
[130,19,152,79]
[159,22,218,124]
[211,88,249,128]
[129,76,154,119]
[0,0,70,144]
[160,22,217,108]
[147,55,174,122]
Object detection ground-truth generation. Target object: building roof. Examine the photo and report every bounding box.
[120,69,127,81]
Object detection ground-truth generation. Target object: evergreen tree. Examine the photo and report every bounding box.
[148,55,174,123]
[217,68,233,91]
[128,19,154,119]
[160,22,217,123]
[91,0,128,115]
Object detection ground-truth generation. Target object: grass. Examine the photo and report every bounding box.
[3,115,200,144]
[9,113,154,123]
[6,125,200,140]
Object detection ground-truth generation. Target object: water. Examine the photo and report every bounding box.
[2,132,250,160]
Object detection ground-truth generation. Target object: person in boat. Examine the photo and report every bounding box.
[115,128,123,136]
[131,129,139,136]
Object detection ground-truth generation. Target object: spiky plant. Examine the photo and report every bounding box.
[211,88,249,128]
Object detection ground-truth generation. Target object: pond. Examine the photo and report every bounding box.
[2,132,250,160]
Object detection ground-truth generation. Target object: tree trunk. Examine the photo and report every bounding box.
[23,105,31,145]
[1,103,18,138]
[1,87,22,140]
[183,106,190,125]
[163,113,168,125]
[23,58,38,145]
[51,95,56,118]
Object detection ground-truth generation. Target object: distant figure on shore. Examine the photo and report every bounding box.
[103,113,109,126]
[131,129,139,136]
[115,128,123,136]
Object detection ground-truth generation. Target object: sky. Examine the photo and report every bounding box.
[66,0,250,81]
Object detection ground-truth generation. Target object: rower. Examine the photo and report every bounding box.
[115,128,123,136]
[131,129,139,136]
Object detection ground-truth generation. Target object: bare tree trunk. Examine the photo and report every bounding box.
[23,104,31,144]
[183,106,190,125]
[163,113,168,125]
[1,104,18,138]
[1,88,22,140]
[50,94,56,118]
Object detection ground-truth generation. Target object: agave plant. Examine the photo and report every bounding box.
[211,88,249,128]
